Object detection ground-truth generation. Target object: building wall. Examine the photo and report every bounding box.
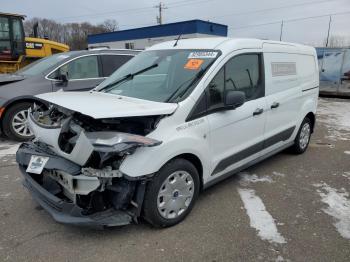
[88,33,219,50]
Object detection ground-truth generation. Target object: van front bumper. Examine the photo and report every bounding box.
[19,166,133,227]
[16,142,133,228]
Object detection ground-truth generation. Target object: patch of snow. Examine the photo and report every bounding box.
[341,172,350,181]
[314,183,350,239]
[275,255,290,262]
[272,171,285,177]
[238,188,286,244]
[0,142,20,159]
[317,99,350,141]
[239,172,274,185]
[0,192,11,199]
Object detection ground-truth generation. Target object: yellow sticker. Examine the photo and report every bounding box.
[184,59,204,70]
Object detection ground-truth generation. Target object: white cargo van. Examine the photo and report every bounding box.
[16,38,319,228]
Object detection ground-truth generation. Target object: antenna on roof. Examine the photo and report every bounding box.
[173,34,182,47]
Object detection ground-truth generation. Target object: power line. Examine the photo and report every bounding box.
[53,0,213,22]
[228,10,350,31]
[205,0,338,20]
[163,0,340,22]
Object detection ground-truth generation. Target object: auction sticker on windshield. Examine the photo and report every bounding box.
[184,59,204,70]
[188,51,218,59]
[26,155,49,174]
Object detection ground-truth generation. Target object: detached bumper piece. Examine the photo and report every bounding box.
[16,143,135,228]
[20,167,132,227]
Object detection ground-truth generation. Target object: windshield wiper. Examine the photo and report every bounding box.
[166,68,206,103]
[98,63,158,92]
[166,59,217,103]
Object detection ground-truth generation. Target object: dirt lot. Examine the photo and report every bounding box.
[0,98,349,262]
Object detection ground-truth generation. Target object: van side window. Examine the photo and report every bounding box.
[225,54,262,100]
[207,53,263,111]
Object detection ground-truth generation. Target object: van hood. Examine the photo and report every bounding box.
[0,74,26,86]
[36,91,178,119]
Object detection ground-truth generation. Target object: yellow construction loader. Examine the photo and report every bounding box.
[0,12,69,74]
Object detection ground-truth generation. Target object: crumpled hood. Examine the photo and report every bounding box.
[36,91,178,118]
[0,74,25,85]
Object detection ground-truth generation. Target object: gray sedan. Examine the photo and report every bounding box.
[0,49,139,141]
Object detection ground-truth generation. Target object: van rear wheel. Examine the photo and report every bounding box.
[291,117,312,154]
[142,158,200,228]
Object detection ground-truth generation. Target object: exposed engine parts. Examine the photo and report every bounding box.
[18,104,163,224]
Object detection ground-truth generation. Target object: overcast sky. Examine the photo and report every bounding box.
[3,0,350,46]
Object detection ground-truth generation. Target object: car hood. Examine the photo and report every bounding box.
[0,74,26,85]
[36,91,178,118]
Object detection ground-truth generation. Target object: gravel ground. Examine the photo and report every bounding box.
[0,98,349,262]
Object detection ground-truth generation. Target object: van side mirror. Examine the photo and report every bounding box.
[225,90,245,109]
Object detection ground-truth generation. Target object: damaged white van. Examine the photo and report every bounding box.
[16,38,319,228]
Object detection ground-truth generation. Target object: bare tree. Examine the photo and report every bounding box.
[323,35,350,48]
[23,18,113,50]
[99,19,119,32]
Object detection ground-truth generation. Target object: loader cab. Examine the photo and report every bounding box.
[0,13,25,61]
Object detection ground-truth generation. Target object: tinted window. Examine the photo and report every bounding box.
[225,54,262,100]
[0,17,10,55]
[58,55,99,80]
[0,17,10,40]
[12,18,24,53]
[207,54,263,110]
[101,55,133,76]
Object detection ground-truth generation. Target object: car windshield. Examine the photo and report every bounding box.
[16,53,71,76]
[97,49,220,102]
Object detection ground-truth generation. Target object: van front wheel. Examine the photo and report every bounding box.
[143,158,200,228]
[291,117,312,154]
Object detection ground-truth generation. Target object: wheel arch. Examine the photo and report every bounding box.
[1,96,48,126]
[305,112,315,133]
[172,153,204,191]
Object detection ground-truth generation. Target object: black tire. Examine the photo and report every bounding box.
[2,102,33,142]
[290,117,312,154]
[143,158,200,228]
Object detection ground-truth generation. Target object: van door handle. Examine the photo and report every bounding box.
[271,102,280,109]
[253,108,264,116]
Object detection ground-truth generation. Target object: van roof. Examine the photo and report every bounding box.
[148,37,315,55]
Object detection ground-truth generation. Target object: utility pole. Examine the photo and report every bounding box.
[325,15,332,47]
[154,2,167,25]
[279,20,284,41]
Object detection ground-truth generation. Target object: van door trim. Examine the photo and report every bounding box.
[211,126,295,175]
[302,86,319,92]
[205,141,294,189]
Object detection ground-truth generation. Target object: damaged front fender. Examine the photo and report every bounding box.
[28,106,162,166]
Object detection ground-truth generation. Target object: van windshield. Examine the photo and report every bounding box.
[98,49,220,102]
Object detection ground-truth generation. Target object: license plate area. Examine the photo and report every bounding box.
[26,155,49,174]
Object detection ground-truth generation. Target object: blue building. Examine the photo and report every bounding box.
[88,19,228,50]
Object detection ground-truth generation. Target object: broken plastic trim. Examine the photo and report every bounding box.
[81,166,123,178]
[28,104,162,167]
[85,131,162,153]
